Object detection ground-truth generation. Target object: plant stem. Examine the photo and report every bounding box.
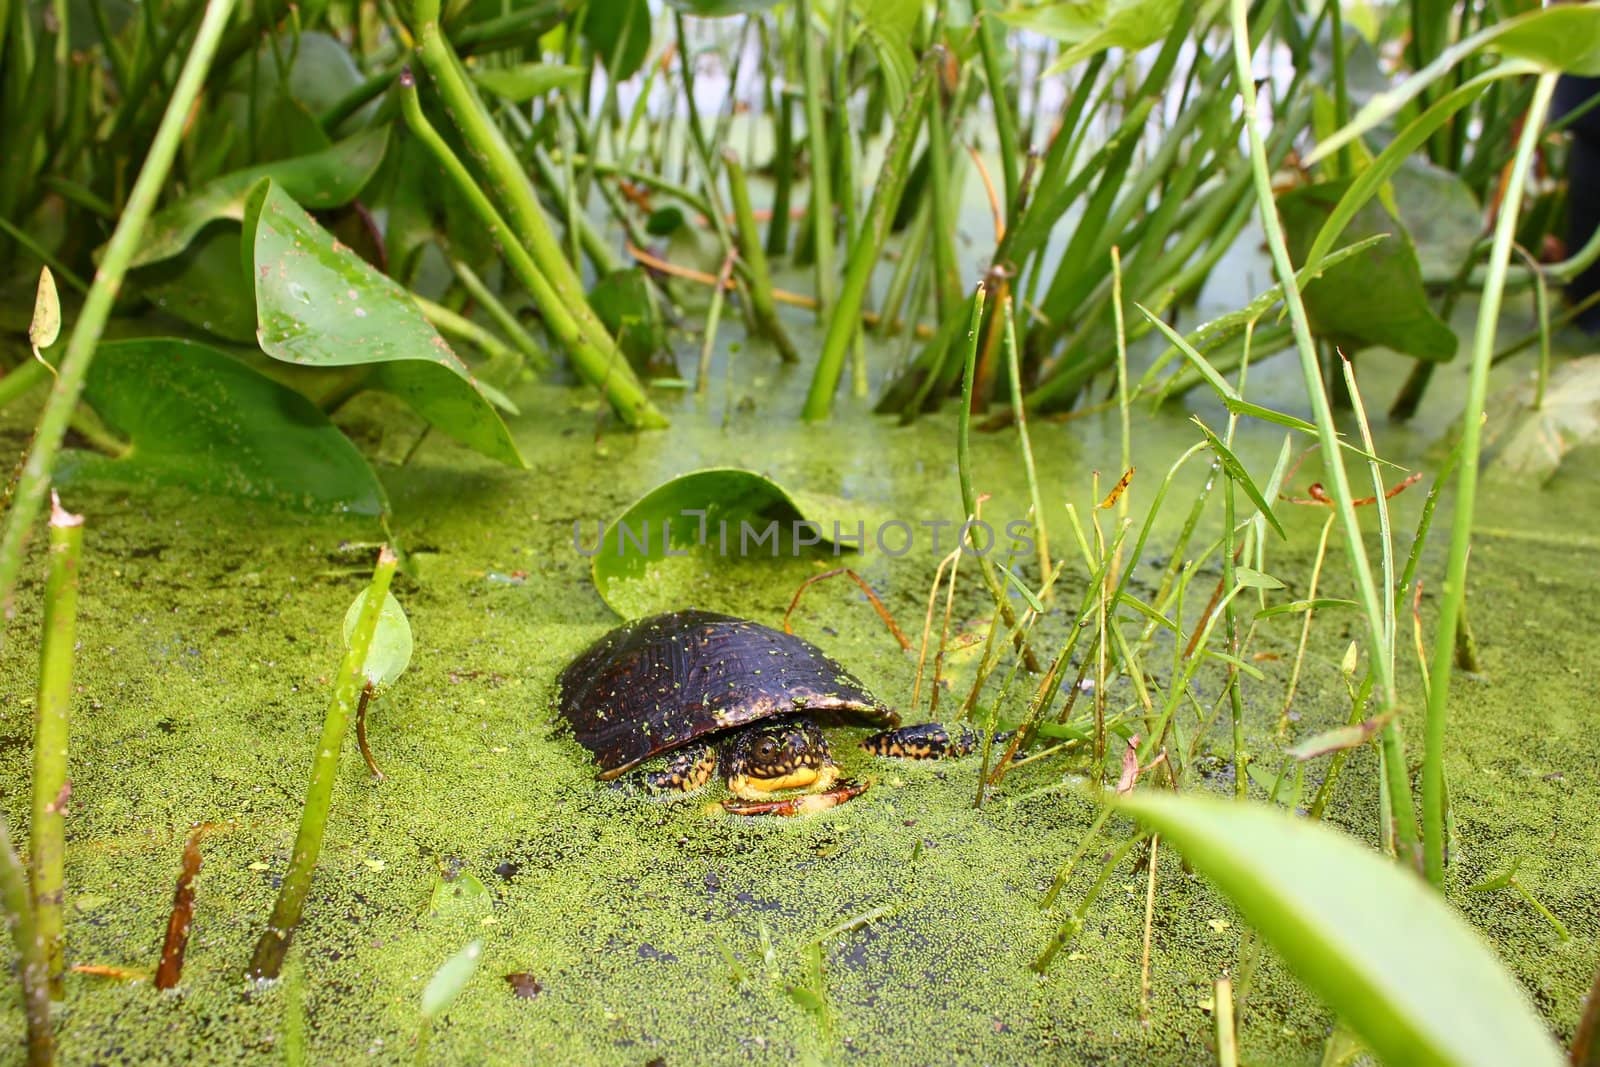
[794,0,836,324]
[32,495,82,998]
[0,0,236,644]
[248,547,398,981]
[406,2,665,429]
[1227,0,1419,861]
[802,53,938,419]
[723,150,798,363]
[398,74,662,427]
[975,2,1019,207]
[1422,74,1559,888]
[0,807,53,1065]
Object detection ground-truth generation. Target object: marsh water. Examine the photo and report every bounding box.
[1,278,1598,1065]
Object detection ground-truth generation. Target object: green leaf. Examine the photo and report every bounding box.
[588,268,669,370]
[1279,180,1457,362]
[1000,565,1045,614]
[588,468,871,618]
[342,590,413,687]
[428,871,494,921]
[57,338,387,516]
[247,180,525,467]
[1253,597,1360,620]
[133,225,258,343]
[1286,713,1395,761]
[1190,417,1286,539]
[1483,354,1600,484]
[645,205,686,236]
[1000,0,1185,76]
[1233,566,1285,590]
[420,940,482,1022]
[583,0,651,80]
[1115,792,1565,1067]
[128,128,389,269]
[472,63,588,102]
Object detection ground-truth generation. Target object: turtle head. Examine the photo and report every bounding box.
[724,716,838,800]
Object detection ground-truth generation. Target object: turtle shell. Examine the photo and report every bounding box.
[557,610,899,779]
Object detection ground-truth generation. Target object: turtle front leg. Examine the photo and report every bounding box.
[860,723,982,760]
[615,742,718,796]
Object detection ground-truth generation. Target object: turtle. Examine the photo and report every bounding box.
[556,610,979,815]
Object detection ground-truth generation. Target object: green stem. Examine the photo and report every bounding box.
[724,150,798,363]
[248,547,399,981]
[32,496,81,998]
[802,54,938,420]
[0,0,236,646]
[0,810,53,1065]
[448,259,550,373]
[406,2,664,428]
[1422,74,1559,887]
[398,74,663,428]
[795,0,835,322]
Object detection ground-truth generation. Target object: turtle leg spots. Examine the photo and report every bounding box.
[861,723,980,760]
[618,743,718,796]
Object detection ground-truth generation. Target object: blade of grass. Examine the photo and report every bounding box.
[1421,73,1559,887]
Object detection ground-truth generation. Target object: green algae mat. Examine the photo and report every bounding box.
[2,359,1598,1065]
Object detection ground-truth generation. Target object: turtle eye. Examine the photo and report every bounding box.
[756,738,778,760]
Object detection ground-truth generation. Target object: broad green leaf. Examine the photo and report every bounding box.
[1302,66,1516,270]
[128,128,389,269]
[420,940,482,1022]
[472,63,588,102]
[999,0,1184,76]
[588,268,670,373]
[134,226,258,343]
[1483,355,1600,484]
[1116,791,1565,1067]
[1279,180,1457,362]
[248,181,524,467]
[56,338,387,516]
[1390,158,1483,279]
[588,468,872,618]
[342,590,413,687]
[29,267,59,349]
[583,0,651,80]
[1145,235,1387,385]
[1190,417,1286,539]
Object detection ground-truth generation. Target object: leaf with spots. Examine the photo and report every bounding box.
[246,179,524,467]
[55,338,387,516]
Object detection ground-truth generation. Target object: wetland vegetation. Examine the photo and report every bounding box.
[2,0,1600,1063]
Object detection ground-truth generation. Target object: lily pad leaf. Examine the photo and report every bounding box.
[1115,791,1565,1067]
[1483,355,1600,484]
[56,338,387,516]
[1279,179,1457,362]
[129,127,389,269]
[248,180,524,467]
[587,468,867,618]
[343,590,414,687]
